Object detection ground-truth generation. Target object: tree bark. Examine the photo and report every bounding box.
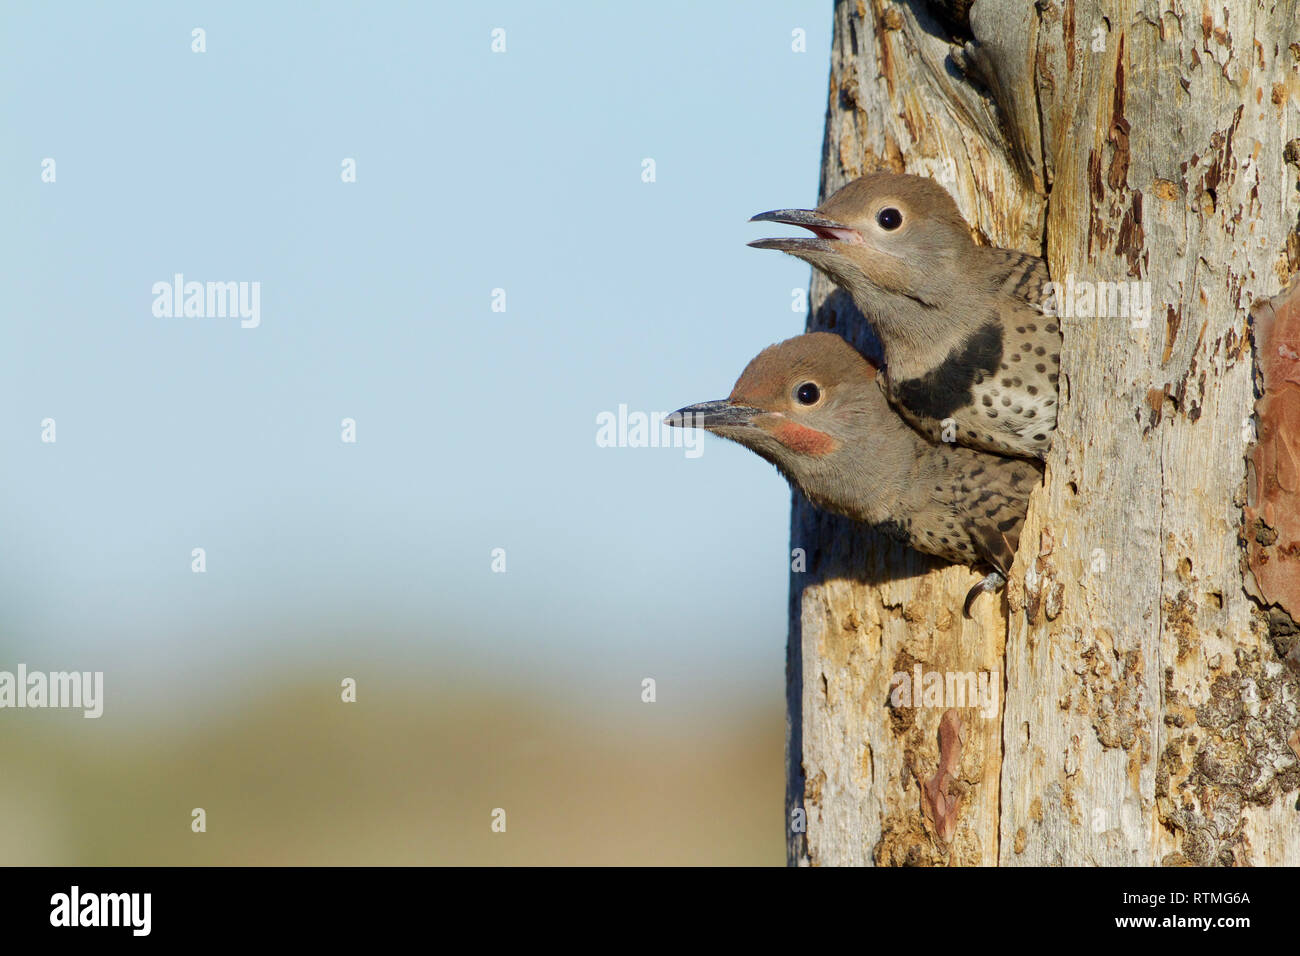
[789,0,1300,866]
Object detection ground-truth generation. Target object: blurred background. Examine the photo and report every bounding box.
[0,1,829,864]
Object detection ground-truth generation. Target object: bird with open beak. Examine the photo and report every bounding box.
[665,332,1042,615]
[750,172,1060,461]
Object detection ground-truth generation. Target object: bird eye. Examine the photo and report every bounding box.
[796,382,821,405]
[876,207,902,230]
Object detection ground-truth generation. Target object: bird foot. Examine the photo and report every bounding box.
[963,571,1006,618]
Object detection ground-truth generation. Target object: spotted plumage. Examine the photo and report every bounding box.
[665,333,1041,614]
[750,172,1061,459]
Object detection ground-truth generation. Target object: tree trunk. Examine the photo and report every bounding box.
[788,0,1300,866]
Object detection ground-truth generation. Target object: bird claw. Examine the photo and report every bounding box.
[963,571,1006,618]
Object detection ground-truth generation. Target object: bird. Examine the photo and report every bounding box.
[665,332,1041,616]
[749,172,1060,460]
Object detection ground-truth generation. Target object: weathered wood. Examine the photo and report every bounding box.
[790,0,1300,866]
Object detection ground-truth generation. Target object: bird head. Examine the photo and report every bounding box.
[665,332,914,520]
[749,172,975,313]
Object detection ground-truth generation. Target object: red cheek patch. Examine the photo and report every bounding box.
[769,421,838,456]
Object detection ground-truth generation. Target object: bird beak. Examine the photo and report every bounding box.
[748,208,862,253]
[664,400,763,431]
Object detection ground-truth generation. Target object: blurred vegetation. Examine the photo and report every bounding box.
[0,674,783,865]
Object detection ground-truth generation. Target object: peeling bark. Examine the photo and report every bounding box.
[790,0,1300,867]
[1246,280,1300,623]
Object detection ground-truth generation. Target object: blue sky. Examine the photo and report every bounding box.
[0,2,833,722]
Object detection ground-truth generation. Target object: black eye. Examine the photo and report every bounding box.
[796,382,820,405]
[877,207,902,230]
